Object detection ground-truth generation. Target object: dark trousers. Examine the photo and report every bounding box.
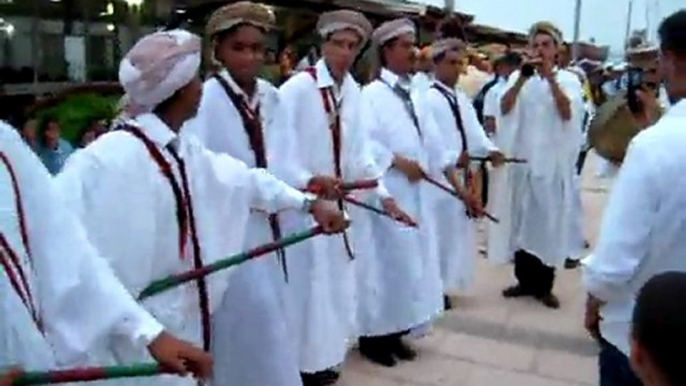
[599,339,643,386]
[576,149,589,176]
[359,330,408,348]
[514,249,555,297]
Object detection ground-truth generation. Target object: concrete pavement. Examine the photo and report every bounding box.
[339,152,613,386]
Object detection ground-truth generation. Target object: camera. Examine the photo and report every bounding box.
[627,67,644,114]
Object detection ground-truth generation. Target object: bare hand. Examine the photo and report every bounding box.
[393,156,425,182]
[0,368,22,386]
[489,151,506,168]
[456,151,470,169]
[147,331,213,379]
[310,199,349,234]
[381,198,417,227]
[584,295,604,341]
[631,90,660,130]
[463,193,485,218]
[307,176,342,200]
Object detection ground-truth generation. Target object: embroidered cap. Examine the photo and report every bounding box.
[431,38,466,59]
[119,29,201,113]
[206,1,275,37]
[528,21,563,45]
[371,18,416,47]
[317,10,373,46]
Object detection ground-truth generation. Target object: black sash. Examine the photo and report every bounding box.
[213,74,289,281]
[379,78,422,139]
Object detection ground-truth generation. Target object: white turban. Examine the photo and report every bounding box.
[317,10,373,46]
[431,38,466,59]
[118,29,201,113]
[371,18,416,47]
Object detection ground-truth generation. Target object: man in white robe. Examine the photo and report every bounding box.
[483,52,523,265]
[279,10,413,383]
[186,4,309,386]
[0,121,214,382]
[499,22,583,309]
[56,29,347,386]
[425,38,503,306]
[357,19,468,367]
[583,10,686,386]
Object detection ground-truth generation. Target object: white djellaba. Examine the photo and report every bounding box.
[55,29,312,386]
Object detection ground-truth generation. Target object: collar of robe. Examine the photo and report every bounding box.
[131,113,179,151]
[219,69,263,110]
[432,80,457,97]
[666,98,686,116]
[380,67,412,93]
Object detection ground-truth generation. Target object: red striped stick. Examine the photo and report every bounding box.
[422,175,500,223]
[306,179,378,195]
[12,363,175,385]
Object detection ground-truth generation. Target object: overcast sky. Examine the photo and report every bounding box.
[413,0,684,53]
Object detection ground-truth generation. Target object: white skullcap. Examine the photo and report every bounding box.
[431,38,466,59]
[372,18,416,47]
[317,10,373,46]
[119,29,201,113]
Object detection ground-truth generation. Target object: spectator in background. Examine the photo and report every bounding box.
[20,118,38,150]
[36,116,73,175]
[631,272,686,386]
[295,46,320,71]
[77,122,98,148]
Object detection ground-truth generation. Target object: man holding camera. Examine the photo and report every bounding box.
[582,9,686,386]
[499,22,584,309]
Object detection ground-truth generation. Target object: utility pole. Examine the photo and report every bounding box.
[624,0,634,49]
[572,0,582,61]
[444,0,455,13]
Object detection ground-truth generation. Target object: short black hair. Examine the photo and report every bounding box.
[632,271,686,386]
[658,10,686,58]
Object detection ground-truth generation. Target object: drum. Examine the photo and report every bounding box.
[588,90,661,163]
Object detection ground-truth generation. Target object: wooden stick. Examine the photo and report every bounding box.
[13,363,174,385]
[422,175,500,223]
[138,226,324,300]
[343,196,417,227]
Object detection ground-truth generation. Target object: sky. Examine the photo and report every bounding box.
[412,0,684,54]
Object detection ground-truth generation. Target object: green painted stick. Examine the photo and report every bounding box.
[12,363,173,385]
[138,226,324,300]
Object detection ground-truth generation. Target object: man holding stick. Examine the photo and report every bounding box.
[55,29,346,386]
[279,10,413,385]
[0,120,214,384]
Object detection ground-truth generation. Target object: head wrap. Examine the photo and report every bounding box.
[430,38,466,59]
[371,18,416,47]
[118,29,201,113]
[528,21,563,45]
[206,1,275,37]
[317,10,373,46]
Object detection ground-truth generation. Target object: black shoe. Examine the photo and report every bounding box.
[359,338,397,367]
[391,337,418,361]
[300,370,339,386]
[502,285,531,298]
[536,293,560,309]
[564,258,581,270]
[443,294,453,311]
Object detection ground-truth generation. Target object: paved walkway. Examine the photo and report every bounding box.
[339,153,613,386]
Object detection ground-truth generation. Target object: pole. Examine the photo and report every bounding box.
[625,0,634,49]
[572,0,582,61]
[444,0,455,12]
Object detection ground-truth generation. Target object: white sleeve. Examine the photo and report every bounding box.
[581,137,659,302]
[10,140,165,364]
[460,93,498,155]
[482,87,499,118]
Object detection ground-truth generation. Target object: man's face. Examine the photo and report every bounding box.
[530,33,558,64]
[383,34,416,75]
[22,120,37,141]
[322,29,361,76]
[435,49,464,85]
[659,49,683,102]
[215,25,266,83]
[45,121,61,143]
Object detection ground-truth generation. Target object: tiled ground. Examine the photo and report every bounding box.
[339,152,612,386]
